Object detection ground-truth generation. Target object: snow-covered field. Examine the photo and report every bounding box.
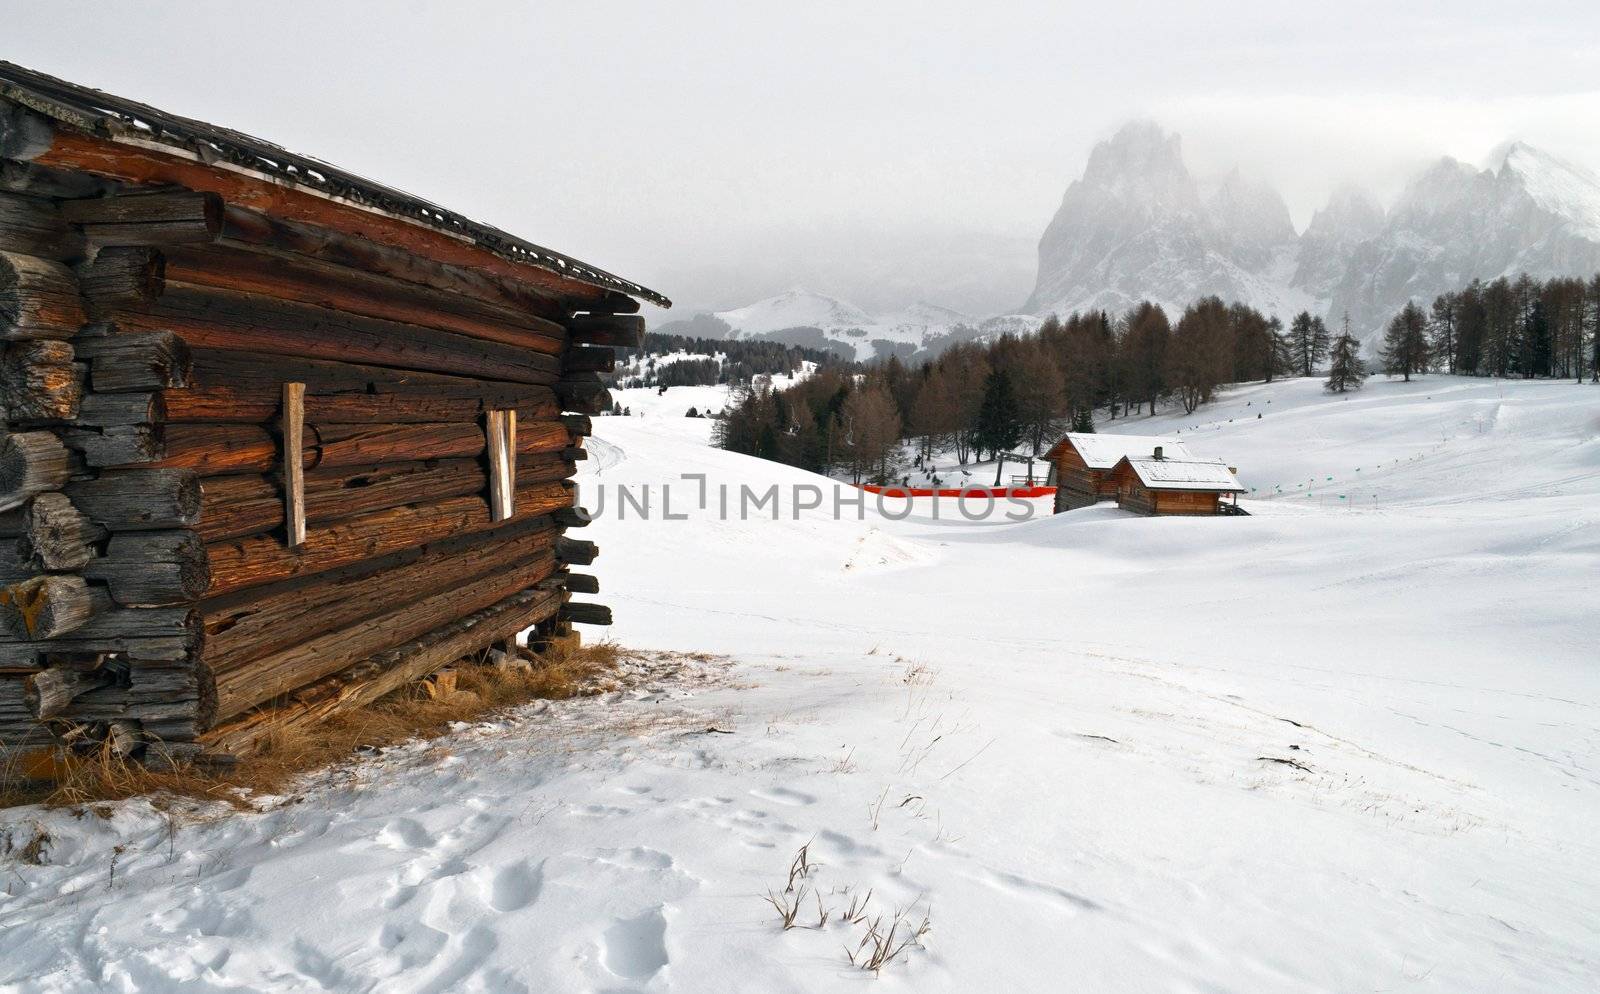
[3,376,1598,992]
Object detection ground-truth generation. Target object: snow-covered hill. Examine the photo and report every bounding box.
[4,377,1597,992]
[655,287,1043,362]
[1028,121,1600,344]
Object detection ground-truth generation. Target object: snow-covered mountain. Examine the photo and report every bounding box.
[655,288,1042,362]
[1026,122,1600,343]
[1326,143,1600,335]
[1024,121,1314,321]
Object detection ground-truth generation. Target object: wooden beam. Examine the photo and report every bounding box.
[157,243,568,354]
[59,191,223,247]
[569,313,645,349]
[0,251,86,340]
[0,431,72,512]
[36,130,611,308]
[560,602,613,626]
[107,283,559,385]
[0,575,110,639]
[282,382,306,548]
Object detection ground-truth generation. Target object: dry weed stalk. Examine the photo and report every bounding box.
[847,903,933,973]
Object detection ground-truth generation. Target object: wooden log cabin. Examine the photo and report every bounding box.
[1043,433,1193,512]
[0,63,669,774]
[1106,451,1245,516]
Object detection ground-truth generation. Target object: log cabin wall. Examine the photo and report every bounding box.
[0,65,666,772]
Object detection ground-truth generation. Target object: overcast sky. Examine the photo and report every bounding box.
[8,1,1600,316]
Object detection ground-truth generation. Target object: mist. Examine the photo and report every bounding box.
[7,0,1599,316]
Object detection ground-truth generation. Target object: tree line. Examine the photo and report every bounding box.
[716,295,1306,484]
[716,275,1600,485]
[1393,273,1600,382]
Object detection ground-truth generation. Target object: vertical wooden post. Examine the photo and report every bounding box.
[487,409,515,521]
[282,381,306,547]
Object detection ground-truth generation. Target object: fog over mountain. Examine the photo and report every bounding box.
[1027,122,1600,343]
[664,122,1600,359]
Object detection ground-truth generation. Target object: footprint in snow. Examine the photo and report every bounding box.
[749,786,816,806]
[601,906,670,982]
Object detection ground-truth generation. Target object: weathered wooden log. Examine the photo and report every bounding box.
[84,531,209,606]
[556,536,598,566]
[560,602,613,626]
[203,481,572,597]
[158,243,568,354]
[76,391,164,426]
[20,492,107,571]
[162,384,559,425]
[0,633,197,670]
[564,572,600,595]
[24,666,115,719]
[0,251,86,340]
[0,605,199,644]
[79,415,572,473]
[75,330,193,392]
[555,372,611,414]
[198,586,563,758]
[0,575,111,639]
[0,102,55,163]
[186,347,558,401]
[64,468,201,530]
[60,191,223,247]
[202,518,557,677]
[210,548,558,721]
[1,339,83,420]
[108,283,559,384]
[216,206,575,323]
[0,431,72,511]
[553,506,592,528]
[564,345,617,374]
[559,413,593,438]
[0,194,80,267]
[77,246,165,312]
[0,575,102,640]
[76,424,279,472]
[193,451,574,544]
[569,313,645,349]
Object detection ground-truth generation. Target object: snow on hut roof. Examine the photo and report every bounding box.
[1049,433,1192,470]
[1121,457,1245,493]
[0,61,671,308]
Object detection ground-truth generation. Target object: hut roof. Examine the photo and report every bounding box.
[0,61,670,308]
[1045,432,1192,470]
[1118,457,1245,493]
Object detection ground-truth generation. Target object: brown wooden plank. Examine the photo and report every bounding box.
[282,382,306,548]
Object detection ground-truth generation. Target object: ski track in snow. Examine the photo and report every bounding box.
[2,375,1599,993]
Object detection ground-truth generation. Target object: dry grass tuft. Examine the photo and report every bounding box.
[0,640,630,812]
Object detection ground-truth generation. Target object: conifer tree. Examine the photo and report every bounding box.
[1325,317,1368,393]
[1380,301,1431,381]
[974,369,1023,483]
[1288,311,1330,377]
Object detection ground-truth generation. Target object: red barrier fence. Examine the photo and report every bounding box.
[856,484,1057,499]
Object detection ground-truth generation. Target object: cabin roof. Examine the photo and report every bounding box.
[0,61,671,308]
[1045,432,1192,470]
[1117,456,1245,493]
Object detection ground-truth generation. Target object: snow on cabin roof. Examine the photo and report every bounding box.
[1050,433,1192,470]
[0,61,671,308]
[1121,457,1245,493]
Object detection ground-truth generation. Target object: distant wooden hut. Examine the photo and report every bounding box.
[1043,433,1192,512]
[0,63,668,773]
[1107,452,1245,516]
